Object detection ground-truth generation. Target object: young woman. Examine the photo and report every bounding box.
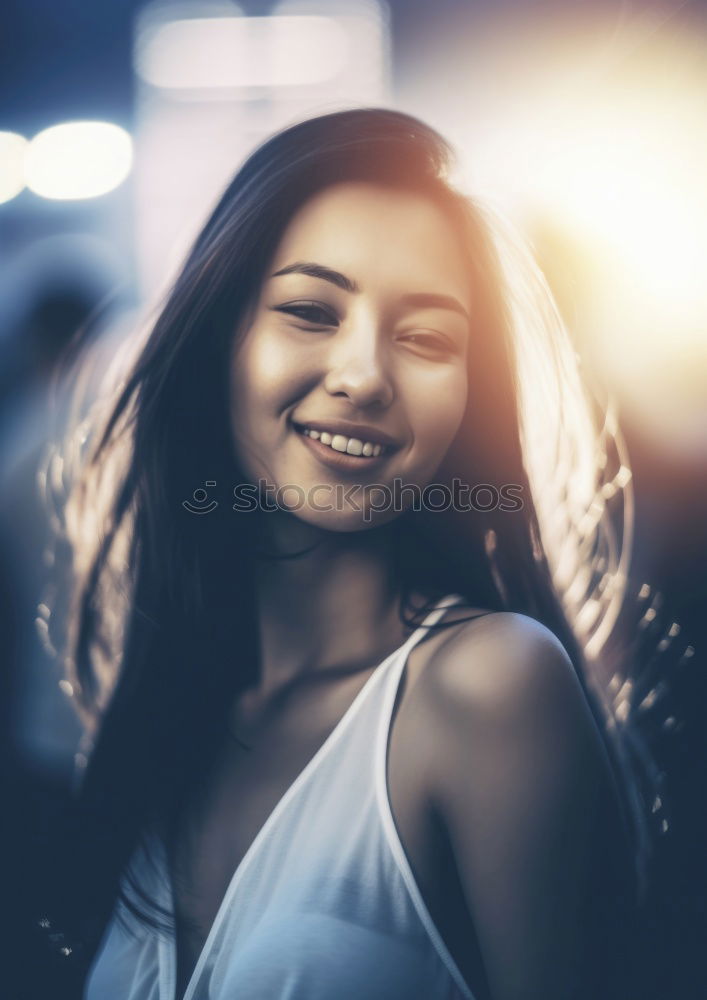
[46,109,644,1000]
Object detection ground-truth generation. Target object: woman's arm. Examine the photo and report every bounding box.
[424,613,635,1000]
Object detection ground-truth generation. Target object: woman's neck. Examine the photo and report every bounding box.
[250,514,420,694]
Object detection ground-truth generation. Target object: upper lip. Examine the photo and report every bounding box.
[292,418,402,451]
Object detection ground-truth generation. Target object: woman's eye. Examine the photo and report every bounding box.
[275,302,338,326]
[400,332,455,357]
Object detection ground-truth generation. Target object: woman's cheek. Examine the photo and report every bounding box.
[412,370,467,469]
[234,329,293,429]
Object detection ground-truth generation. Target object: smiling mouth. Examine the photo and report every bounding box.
[294,422,390,457]
[292,422,393,471]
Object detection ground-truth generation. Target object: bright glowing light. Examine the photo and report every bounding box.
[533,118,707,322]
[534,118,707,453]
[444,10,707,455]
[0,131,28,204]
[135,15,348,91]
[25,122,133,200]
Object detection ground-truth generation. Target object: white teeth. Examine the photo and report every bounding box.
[301,426,386,457]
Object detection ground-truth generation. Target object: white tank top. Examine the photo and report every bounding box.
[84,592,477,1000]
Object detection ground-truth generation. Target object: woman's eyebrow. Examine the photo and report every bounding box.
[271,262,468,323]
[271,261,359,294]
[399,292,469,323]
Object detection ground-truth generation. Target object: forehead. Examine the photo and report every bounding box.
[269,181,470,302]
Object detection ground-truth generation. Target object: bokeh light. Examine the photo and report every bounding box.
[132,0,389,298]
[24,121,133,201]
[0,131,28,204]
[135,14,349,91]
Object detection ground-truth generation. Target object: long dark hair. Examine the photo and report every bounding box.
[44,107,652,962]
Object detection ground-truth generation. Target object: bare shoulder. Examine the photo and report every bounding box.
[418,609,586,731]
[412,607,619,821]
[405,610,636,1000]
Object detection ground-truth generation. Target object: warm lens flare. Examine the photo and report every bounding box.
[445,8,707,455]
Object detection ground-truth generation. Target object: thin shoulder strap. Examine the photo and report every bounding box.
[377,596,500,741]
[372,594,485,1000]
[393,593,466,657]
[387,592,467,669]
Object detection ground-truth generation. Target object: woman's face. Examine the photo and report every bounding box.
[230,181,472,531]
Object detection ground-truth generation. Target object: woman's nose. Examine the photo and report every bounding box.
[322,316,394,409]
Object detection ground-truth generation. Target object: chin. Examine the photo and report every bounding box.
[290,506,400,534]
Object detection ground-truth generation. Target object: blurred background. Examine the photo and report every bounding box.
[1,0,705,995]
